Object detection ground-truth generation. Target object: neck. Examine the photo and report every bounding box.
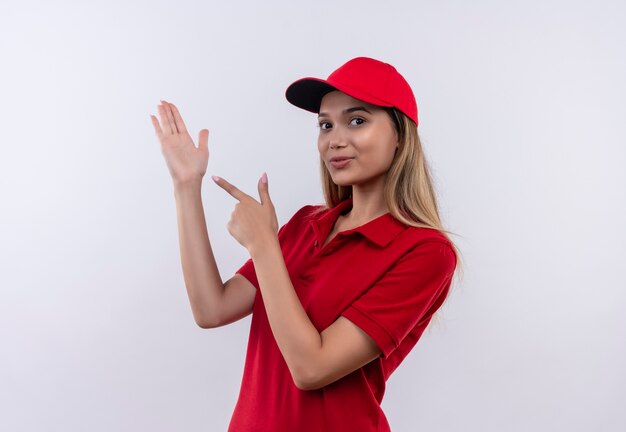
[343,184,389,224]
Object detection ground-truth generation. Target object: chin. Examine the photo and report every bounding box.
[331,176,355,187]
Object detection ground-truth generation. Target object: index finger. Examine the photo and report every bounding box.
[169,102,188,134]
[212,176,251,202]
[150,114,163,137]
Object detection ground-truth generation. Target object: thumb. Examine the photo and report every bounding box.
[198,129,209,151]
[258,172,271,206]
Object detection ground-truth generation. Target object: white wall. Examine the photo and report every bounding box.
[1,0,624,430]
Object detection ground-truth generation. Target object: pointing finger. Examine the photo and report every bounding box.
[211,176,249,202]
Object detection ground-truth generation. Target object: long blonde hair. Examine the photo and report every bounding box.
[310,108,464,328]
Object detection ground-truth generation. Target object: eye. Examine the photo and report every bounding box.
[318,121,332,130]
[350,117,365,126]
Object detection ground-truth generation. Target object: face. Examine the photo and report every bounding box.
[317,91,398,187]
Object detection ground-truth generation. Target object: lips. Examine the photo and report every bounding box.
[330,158,353,169]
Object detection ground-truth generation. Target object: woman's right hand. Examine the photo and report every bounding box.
[150,100,209,186]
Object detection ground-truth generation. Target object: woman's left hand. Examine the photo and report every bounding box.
[212,172,278,251]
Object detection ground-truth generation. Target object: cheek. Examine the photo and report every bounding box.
[317,133,327,149]
[362,135,397,165]
[358,130,393,155]
[318,140,329,166]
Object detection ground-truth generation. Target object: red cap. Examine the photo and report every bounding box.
[285,56,418,126]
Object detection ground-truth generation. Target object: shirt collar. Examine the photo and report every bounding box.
[308,197,407,248]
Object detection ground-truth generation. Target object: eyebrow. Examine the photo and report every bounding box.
[318,106,372,118]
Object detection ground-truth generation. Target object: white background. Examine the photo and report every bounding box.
[1,0,624,431]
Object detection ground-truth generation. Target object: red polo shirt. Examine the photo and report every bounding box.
[229,196,457,432]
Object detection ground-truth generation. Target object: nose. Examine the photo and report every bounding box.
[325,128,346,150]
[329,139,343,149]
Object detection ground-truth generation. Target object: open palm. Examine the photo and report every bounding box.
[150,100,209,185]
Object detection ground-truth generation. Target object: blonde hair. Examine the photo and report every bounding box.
[310,108,464,329]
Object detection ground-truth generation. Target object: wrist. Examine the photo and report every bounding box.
[248,231,279,257]
[173,178,203,196]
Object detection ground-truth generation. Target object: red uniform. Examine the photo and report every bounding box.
[229,196,457,431]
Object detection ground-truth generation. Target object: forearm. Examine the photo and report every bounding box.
[174,180,224,327]
[249,235,322,387]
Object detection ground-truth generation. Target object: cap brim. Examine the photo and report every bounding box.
[285,77,395,115]
[285,77,338,114]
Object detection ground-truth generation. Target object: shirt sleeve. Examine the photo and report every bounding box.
[234,205,313,290]
[341,241,457,359]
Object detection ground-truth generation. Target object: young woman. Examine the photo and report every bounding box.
[150,56,462,432]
